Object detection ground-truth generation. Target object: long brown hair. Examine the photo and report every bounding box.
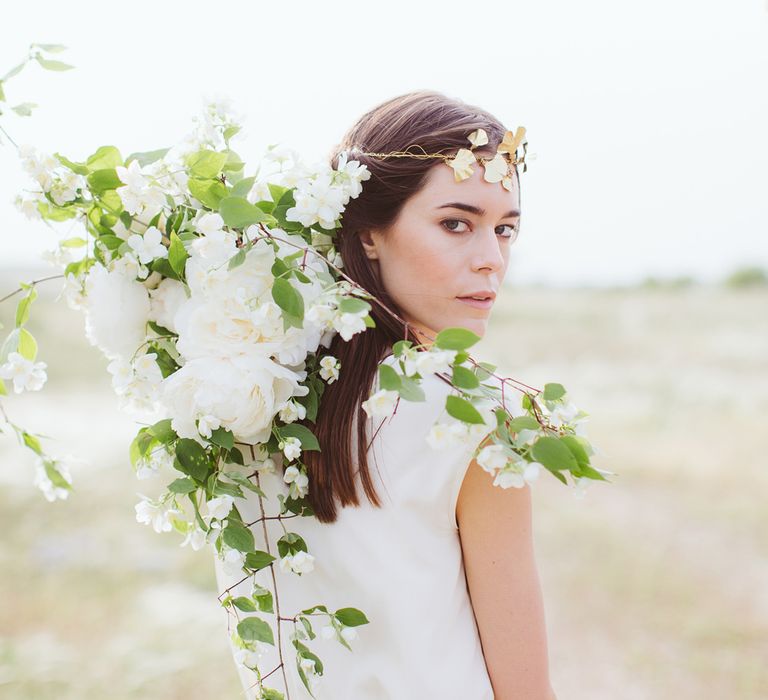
[303,90,510,523]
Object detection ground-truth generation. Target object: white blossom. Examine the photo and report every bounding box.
[340,625,358,642]
[206,495,235,521]
[361,388,399,419]
[332,310,367,341]
[0,352,47,393]
[493,468,525,489]
[83,263,150,360]
[33,455,75,502]
[282,464,309,498]
[280,438,302,463]
[181,525,208,551]
[221,547,246,576]
[148,277,188,333]
[279,550,315,575]
[135,497,181,533]
[318,355,340,383]
[278,400,306,424]
[127,226,168,264]
[476,444,509,474]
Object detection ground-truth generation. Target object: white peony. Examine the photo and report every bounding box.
[83,263,150,360]
[160,354,307,444]
[148,277,188,333]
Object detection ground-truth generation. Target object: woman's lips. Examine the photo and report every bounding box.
[456,296,493,310]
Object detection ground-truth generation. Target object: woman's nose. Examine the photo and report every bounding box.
[472,227,506,273]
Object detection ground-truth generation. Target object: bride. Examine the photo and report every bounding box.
[214,89,557,700]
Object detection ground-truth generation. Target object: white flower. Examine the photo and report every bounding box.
[280,437,302,463]
[83,263,150,359]
[206,495,235,521]
[135,497,181,534]
[33,455,74,502]
[523,461,542,483]
[135,446,174,480]
[195,212,225,236]
[476,444,509,474]
[493,468,525,489]
[404,348,457,377]
[426,422,453,450]
[14,192,44,220]
[233,646,265,669]
[197,413,221,439]
[160,354,307,445]
[573,476,591,500]
[254,457,276,474]
[361,388,399,419]
[127,226,168,265]
[279,550,315,575]
[221,547,246,576]
[320,624,336,640]
[306,303,335,330]
[115,160,166,218]
[18,144,59,191]
[107,353,163,415]
[148,277,187,333]
[0,352,47,393]
[282,464,309,498]
[278,400,306,424]
[181,525,208,551]
[332,310,367,341]
[318,355,340,383]
[58,273,86,310]
[340,625,358,642]
[299,656,317,674]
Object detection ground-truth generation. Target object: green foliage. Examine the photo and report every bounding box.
[272,277,304,322]
[278,423,320,451]
[174,438,212,482]
[434,327,481,351]
[724,266,768,289]
[219,196,270,228]
[445,395,485,424]
[237,617,275,645]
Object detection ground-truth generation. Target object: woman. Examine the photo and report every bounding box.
[215,90,556,699]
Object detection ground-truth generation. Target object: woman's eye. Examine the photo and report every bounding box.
[441,219,470,233]
[496,224,520,240]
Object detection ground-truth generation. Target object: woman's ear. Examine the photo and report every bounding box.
[358,228,380,261]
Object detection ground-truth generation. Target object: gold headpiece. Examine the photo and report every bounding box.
[350,127,530,192]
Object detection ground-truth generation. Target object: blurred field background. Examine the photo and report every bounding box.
[0,267,765,699]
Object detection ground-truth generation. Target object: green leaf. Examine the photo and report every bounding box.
[52,152,88,174]
[237,617,275,645]
[0,379,6,396]
[542,383,566,401]
[232,596,258,613]
[86,146,123,170]
[338,297,370,314]
[87,169,123,194]
[22,432,43,455]
[209,427,234,450]
[253,588,274,613]
[261,689,284,700]
[507,415,541,432]
[168,477,197,494]
[35,56,74,71]
[126,148,170,168]
[278,423,320,451]
[272,277,304,320]
[299,616,316,640]
[34,43,68,53]
[15,286,37,327]
[301,604,329,615]
[219,196,269,228]
[222,522,255,553]
[168,232,188,278]
[277,532,308,557]
[187,178,228,209]
[17,328,37,361]
[434,327,481,351]
[230,176,255,198]
[445,395,485,425]
[225,472,266,498]
[148,418,176,444]
[2,62,27,81]
[531,436,577,473]
[212,480,244,499]
[11,102,37,117]
[334,607,369,627]
[452,365,480,390]
[0,81,5,102]
[185,149,227,179]
[244,550,276,571]
[227,248,246,270]
[378,364,402,391]
[398,376,425,402]
[559,435,589,468]
[174,438,211,482]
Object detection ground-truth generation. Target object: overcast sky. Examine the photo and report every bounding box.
[1,0,766,287]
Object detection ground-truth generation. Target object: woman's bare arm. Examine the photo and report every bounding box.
[456,457,557,700]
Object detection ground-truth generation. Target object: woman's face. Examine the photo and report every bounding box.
[359,157,520,345]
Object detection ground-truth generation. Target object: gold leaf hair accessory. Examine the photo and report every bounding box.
[350,126,531,192]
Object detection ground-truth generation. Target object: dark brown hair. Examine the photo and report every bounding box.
[303,90,511,522]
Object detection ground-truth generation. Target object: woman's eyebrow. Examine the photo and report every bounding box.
[436,202,520,218]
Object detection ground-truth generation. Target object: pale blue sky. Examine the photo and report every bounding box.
[1,0,766,286]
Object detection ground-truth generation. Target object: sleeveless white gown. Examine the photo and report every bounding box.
[213,353,496,699]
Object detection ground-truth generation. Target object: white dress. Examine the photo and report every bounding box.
[214,353,496,699]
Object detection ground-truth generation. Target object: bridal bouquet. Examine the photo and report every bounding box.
[1,98,610,698]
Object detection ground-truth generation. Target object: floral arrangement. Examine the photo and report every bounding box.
[1,61,611,698]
